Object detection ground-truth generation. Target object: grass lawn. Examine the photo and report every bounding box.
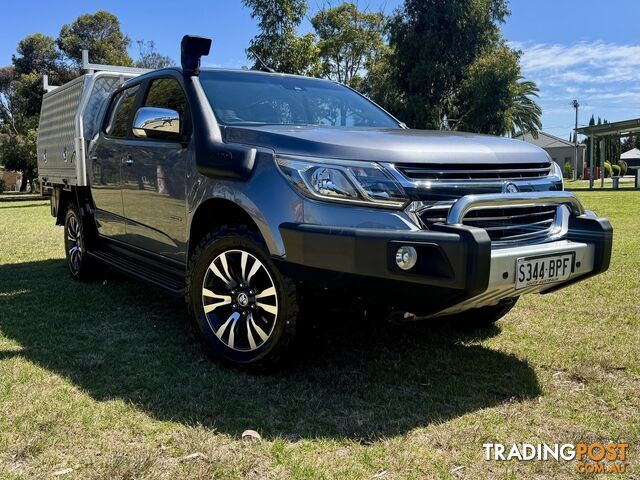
[565,178,636,190]
[0,192,638,479]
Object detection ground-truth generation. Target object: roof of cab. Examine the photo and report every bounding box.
[126,66,336,85]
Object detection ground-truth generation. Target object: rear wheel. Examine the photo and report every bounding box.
[186,227,298,370]
[63,204,94,280]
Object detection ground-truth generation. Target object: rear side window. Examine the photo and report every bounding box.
[105,85,139,137]
[144,78,187,130]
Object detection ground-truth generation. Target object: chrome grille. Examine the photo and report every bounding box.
[418,203,558,243]
[397,162,552,181]
[463,205,557,241]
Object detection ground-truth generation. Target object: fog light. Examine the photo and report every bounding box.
[395,246,417,270]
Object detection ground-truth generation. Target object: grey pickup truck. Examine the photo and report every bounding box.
[37,35,612,369]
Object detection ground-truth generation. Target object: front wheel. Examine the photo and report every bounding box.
[64,204,94,280]
[186,227,299,370]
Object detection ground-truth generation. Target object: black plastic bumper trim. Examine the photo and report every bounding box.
[279,223,491,295]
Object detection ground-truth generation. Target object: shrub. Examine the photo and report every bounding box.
[563,161,573,179]
[603,161,612,178]
[0,178,5,192]
[618,159,628,176]
[612,164,621,176]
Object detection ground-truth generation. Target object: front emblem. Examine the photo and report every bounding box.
[503,182,519,193]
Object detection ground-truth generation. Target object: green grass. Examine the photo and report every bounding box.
[565,178,636,190]
[0,193,638,479]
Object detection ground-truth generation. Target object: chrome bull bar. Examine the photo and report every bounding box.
[445,191,586,226]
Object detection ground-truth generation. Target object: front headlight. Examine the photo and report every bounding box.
[275,155,408,208]
[552,161,564,189]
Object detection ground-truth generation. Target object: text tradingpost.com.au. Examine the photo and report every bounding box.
[483,443,629,474]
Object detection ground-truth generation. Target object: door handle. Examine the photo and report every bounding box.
[122,154,134,166]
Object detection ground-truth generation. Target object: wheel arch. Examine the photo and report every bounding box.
[188,198,268,258]
[52,186,94,226]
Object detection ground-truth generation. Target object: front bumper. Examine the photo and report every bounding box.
[279,193,613,316]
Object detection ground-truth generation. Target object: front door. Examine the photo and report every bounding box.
[120,77,190,262]
[90,84,140,240]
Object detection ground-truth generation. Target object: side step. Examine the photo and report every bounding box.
[88,242,185,296]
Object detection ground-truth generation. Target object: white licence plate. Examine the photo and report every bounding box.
[515,253,573,289]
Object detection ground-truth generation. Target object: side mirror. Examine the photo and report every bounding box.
[132,107,181,140]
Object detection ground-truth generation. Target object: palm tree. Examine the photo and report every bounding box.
[508,78,542,138]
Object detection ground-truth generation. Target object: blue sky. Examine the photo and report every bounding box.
[2,0,639,139]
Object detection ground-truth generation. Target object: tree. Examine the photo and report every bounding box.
[135,40,175,69]
[0,68,42,191]
[583,116,621,169]
[243,0,320,75]
[506,78,542,137]
[388,0,510,129]
[0,67,25,134]
[57,11,133,68]
[1,33,70,191]
[454,46,520,135]
[12,34,60,76]
[1,12,172,191]
[311,3,387,88]
[621,135,638,153]
[0,123,38,191]
[358,44,406,123]
[584,115,596,167]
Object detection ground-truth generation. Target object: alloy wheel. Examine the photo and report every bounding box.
[201,249,278,352]
[66,214,83,274]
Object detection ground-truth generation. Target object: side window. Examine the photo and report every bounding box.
[144,78,187,133]
[105,85,139,138]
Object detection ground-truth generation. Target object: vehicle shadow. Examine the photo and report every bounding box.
[0,259,540,440]
[0,203,49,210]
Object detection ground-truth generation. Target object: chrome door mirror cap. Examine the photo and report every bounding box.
[132,107,181,140]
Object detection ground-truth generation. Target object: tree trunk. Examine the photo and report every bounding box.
[19,173,28,192]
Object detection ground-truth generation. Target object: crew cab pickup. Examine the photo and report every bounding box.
[37,36,612,369]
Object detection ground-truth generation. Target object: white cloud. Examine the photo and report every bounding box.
[513,41,640,85]
[509,41,640,135]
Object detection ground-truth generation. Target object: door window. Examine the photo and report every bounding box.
[144,78,187,135]
[105,85,139,138]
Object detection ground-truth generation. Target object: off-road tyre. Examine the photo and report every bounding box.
[63,203,95,280]
[186,226,298,371]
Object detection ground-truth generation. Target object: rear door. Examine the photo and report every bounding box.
[120,76,191,261]
[90,84,140,240]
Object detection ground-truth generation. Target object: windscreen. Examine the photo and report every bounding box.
[199,71,399,128]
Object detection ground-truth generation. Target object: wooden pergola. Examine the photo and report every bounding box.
[576,118,640,189]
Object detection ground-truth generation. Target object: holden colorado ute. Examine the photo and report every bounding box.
[37,36,612,369]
